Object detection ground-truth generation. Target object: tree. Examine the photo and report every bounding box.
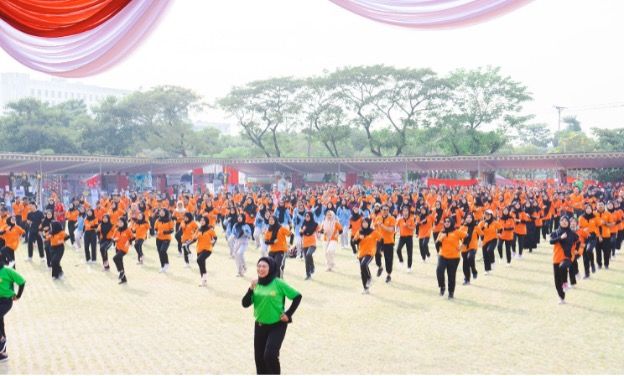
[298,77,352,157]
[329,65,388,156]
[439,66,532,155]
[563,116,582,132]
[515,122,553,149]
[0,98,83,154]
[592,127,624,151]
[218,78,301,157]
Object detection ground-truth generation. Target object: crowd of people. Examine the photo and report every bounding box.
[0,183,622,298]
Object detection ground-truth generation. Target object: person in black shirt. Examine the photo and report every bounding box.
[26,203,44,261]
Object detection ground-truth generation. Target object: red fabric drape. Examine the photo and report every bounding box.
[427,178,478,187]
[0,0,132,37]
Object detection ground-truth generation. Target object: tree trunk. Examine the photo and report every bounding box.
[271,128,281,157]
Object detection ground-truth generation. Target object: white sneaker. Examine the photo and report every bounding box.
[485,271,490,275]
[159,267,164,273]
[163,264,170,273]
[399,261,404,270]
[8,261,14,268]
[491,263,496,270]
[24,257,31,262]
[407,267,413,274]
[184,263,190,269]
[505,263,511,267]
[362,288,370,294]
[558,299,566,305]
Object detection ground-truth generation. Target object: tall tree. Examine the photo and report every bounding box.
[439,66,532,155]
[563,116,582,132]
[592,127,624,151]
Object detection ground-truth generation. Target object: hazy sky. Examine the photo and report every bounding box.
[2,0,624,132]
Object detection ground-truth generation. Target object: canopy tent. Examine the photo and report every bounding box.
[1,152,623,176]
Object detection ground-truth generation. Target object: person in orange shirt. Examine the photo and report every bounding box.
[180,213,199,268]
[354,217,380,294]
[436,217,466,299]
[375,205,396,283]
[98,214,115,271]
[549,215,577,304]
[0,217,25,268]
[131,212,150,265]
[432,201,445,254]
[111,218,133,284]
[48,221,69,280]
[460,213,479,285]
[173,201,187,257]
[194,216,217,286]
[300,212,318,280]
[594,202,613,270]
[396,206,416,272]
[477,209,499,273]
[320,210,342,272]
[83,208,99,264]
[606,201,620,259]
[264,216,291,278]
[65,203,79,247]
[511,201,530,259]
[498,206,515,265]
[154,209,175,273]
[417,206,434,262]
[348,206,363,256]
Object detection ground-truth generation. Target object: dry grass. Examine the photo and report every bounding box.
[2,231,623,374]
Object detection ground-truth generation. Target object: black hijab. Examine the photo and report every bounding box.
[359,217,374,237]
[301,214,317,236]
[257,257,277,285]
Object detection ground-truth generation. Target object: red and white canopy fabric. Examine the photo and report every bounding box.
[0,0,532,77]
[0,0,171,77]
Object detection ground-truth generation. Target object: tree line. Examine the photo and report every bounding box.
[0,65,623,160]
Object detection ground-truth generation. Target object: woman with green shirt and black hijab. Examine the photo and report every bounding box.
[242,257,302,375]
[0,258,26,362]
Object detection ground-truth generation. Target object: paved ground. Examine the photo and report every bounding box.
[1,231,623,374]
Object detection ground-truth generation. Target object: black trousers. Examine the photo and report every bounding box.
[197,251,211,275]
[156,239,170,268]
[44,241,52,267]
[461,250,477,282]
[182,243,192,264]
[375,243,394,275]
[100,239,113,265]
[254,321,288,375]
[175,224,183,254]
[67,221,76,245]
[553,263,567,300]
[359,255,373,289]
[149,217,156,236]
[303,246,316,277]
[84,231,97,262]
[503,239,513,263]
[433,232,441,253]
[515,234,525,256]
[418,237,430,260]
[134,239,144,261]
[497,238,504,259]
[50,245,64,278]
[27,230,43,258]
[0,298,13,339]
[350,237,358,255]
[396,236,413,268]
[269,252,286,278]
[436,256,460,294]
[113,250,125,273]
[596,238,611,268]
[482,240,496,271]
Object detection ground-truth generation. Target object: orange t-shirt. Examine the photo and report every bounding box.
[2,226,25,251]
[357,230,381,258]
[397,216,415,237]
[196,229,217,253]
[155,220,174,241]
[265,226,291,253]
[113,228,133,253]
[181,221,199,242]
[438,229,467,259]
[376,215,396,245]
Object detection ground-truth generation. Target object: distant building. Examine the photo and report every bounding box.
[0,72,129,111]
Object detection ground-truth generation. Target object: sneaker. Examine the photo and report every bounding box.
[398,261,404,270]
[407,267,413,274]
[485,271,490,275]
[491,263,496,270]
[558,299,566,305]
[118,277,127,284]
[506,263,511,267]
[0,337,6,353]
[0,352,7,363]
[439,287,445,296]
[472,273,478,280]
[385,275,391,283]
[184,263,190,269]
[24,257,31,262]
[591,265,596,273]
[377,267,383,277]
[163,264,170,273]
[365,279,372,289]
[7,261,14,268]
[305,275,311,280]
[362,288,370,295]
[448,293,454,300]
[462,280,470,286]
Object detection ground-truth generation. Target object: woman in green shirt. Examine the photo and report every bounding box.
[0,258,26,363]
[242,257,302,375]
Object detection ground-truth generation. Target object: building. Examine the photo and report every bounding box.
[0,72,129,110]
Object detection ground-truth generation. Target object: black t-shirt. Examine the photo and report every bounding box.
[27,210,44,229]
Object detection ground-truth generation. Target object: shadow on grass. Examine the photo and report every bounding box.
[491,273,544,287]
[470,283,541,299]
[573,286,624,300]
[565,302,622,317]
[451,297,528,315]
[120,284,150,297]
[369,292,428,310]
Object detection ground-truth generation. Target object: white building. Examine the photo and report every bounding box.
[0,72,129,110]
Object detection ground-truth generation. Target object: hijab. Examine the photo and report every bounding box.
[257,257,277,285]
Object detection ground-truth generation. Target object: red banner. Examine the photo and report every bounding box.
[427,178,478,187]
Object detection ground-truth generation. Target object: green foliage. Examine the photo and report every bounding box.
[592,127,624,151]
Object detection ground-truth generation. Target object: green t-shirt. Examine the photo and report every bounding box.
[252,278,300,324]
[0,266,25,299]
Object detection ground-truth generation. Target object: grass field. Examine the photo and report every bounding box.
[1,231,623,374]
